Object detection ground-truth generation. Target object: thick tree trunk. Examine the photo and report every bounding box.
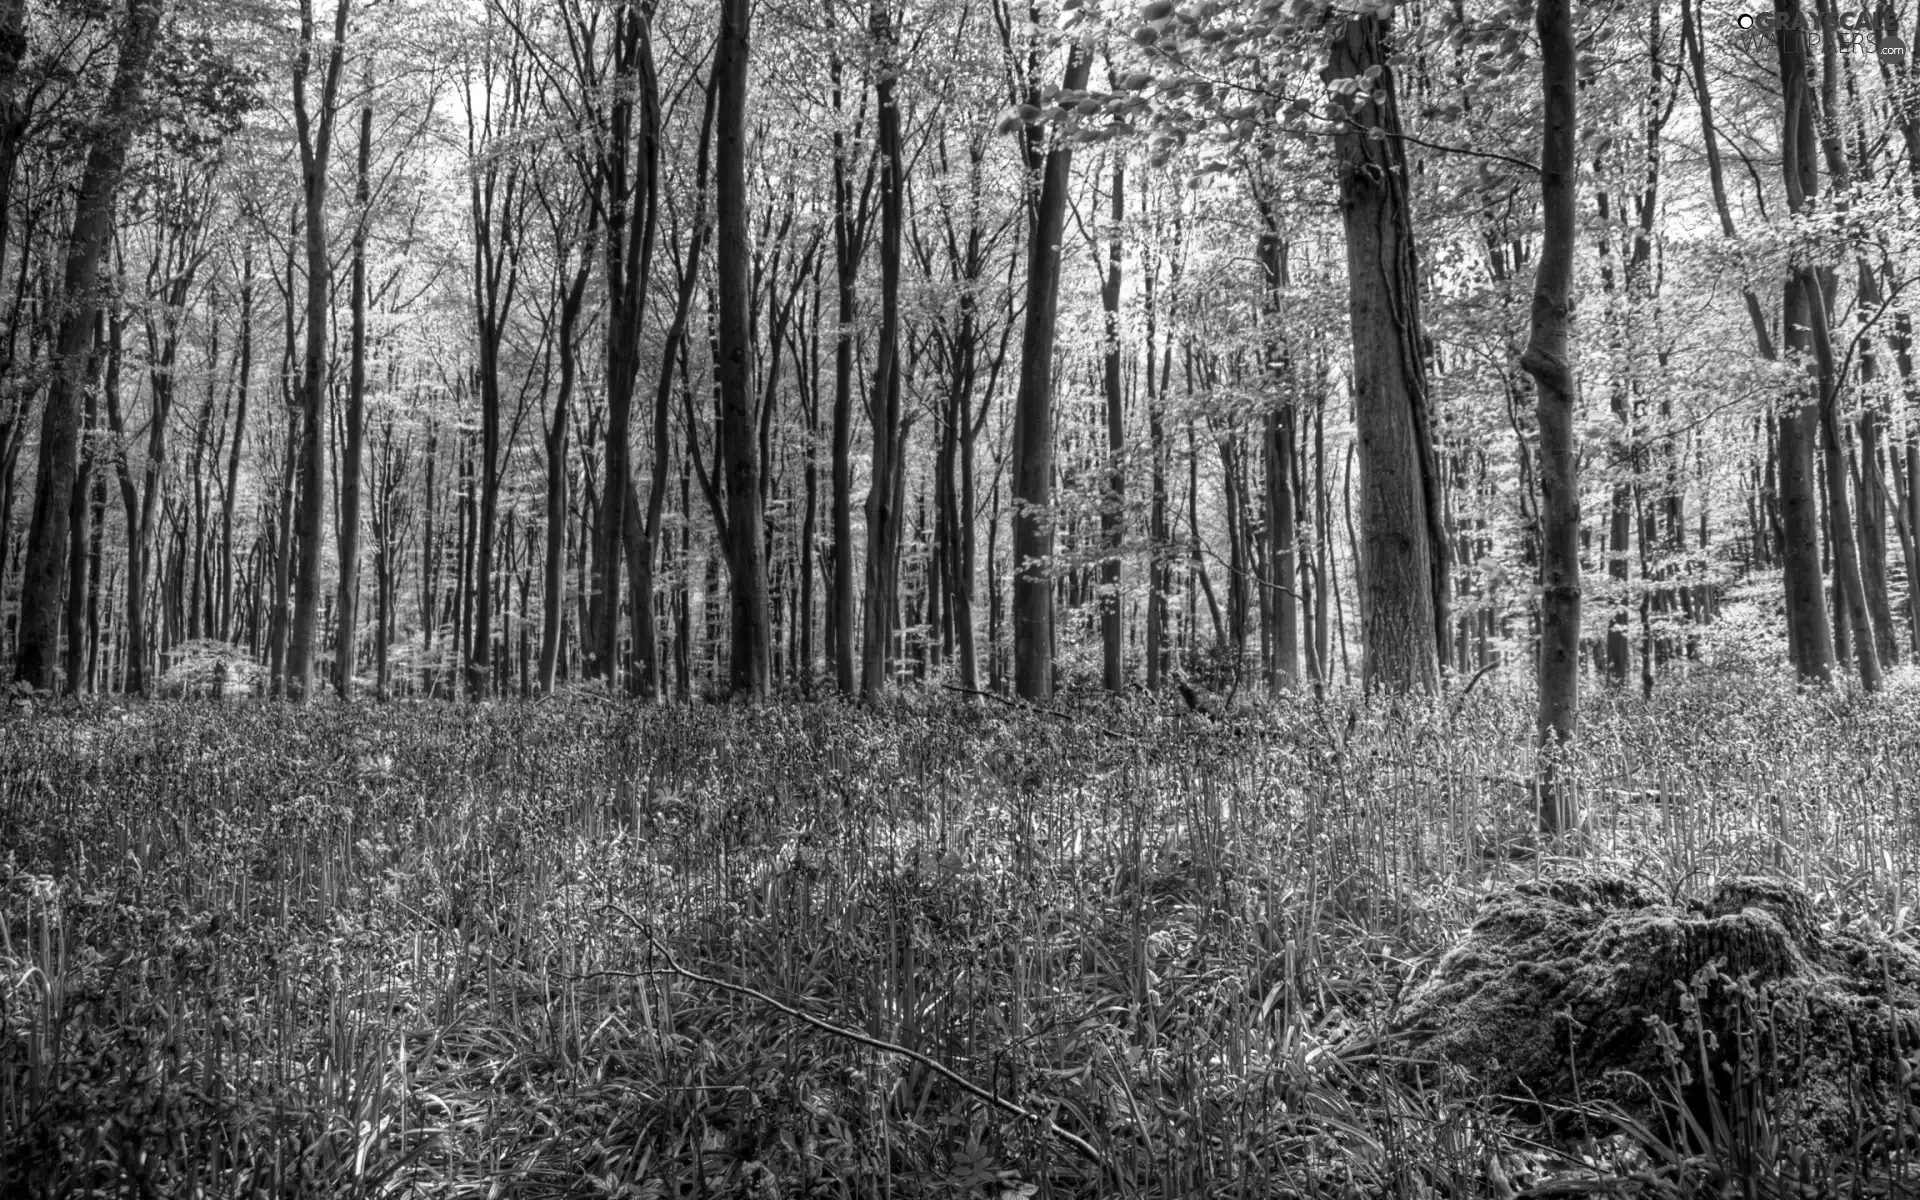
[715,0,770,699]
[1326,13,1448,694]
[13,0,166,691]
[1522,0,1582,834]
[1011,38,1091,702]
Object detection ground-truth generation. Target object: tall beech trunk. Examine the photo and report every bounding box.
[1011,37,1091,702]
[1255,211,1297,692]
[1099,156,1126,694]
[13,0,166,691]
[336,94,371,699]
[1522,0,1582,834]
[827,27,872,696]
[1684,0,1825,676]
[1776,0,1877,687]
[287,0,351,702]
[590,5,661,693]
[62,324,104,694]
[538,203,593,695]
[1145,192,1175,692]
[642,75,717,700]
[221,252,252,642]
[715,0,770,699]
[1325,13,1448,694]
[862,0,906,702]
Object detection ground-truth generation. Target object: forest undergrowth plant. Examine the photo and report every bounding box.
[0,675,1914,1197]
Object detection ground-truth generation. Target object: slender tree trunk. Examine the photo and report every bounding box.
[827,30,870,696]
[220,253,252,642]
[862,0,906,702]
[715,0,769,699]
[287,0,351,703]
[1523,0,1582,833]
[336,94,371,699]
[1255,216,1297,692]
[1100,156,1126,694]
[539,226,591,694]
[13,0,167,691]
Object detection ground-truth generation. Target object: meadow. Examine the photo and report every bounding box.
[2,672,1917,1198]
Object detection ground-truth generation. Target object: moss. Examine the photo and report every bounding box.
[1395,865,1920,1155]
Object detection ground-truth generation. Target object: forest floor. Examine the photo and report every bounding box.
[2,669,1917,1198]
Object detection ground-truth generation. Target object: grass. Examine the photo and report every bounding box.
[1,667,1916,1198]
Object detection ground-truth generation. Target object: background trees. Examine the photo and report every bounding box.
[2,0,1918,723]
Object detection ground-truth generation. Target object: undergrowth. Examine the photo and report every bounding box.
[1,670,1915,1198]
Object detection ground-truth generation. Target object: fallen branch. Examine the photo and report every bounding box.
[600,900,1107,1169]
[939,684,1129,741]
[1449,660,1500,720]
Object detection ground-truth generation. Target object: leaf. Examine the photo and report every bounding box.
[1142,0,1176,16]
[1121,71,1155,90]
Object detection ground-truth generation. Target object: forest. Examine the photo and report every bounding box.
[2,0,1920,1195]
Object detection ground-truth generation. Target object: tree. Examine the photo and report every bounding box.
[1324,11,1448,695]
[1521,0,1581,833]
[862,0,907,702]
[14,0,168,692]
[715,0,770,699]
[1010,31,1090,703]
[1098,151,1125,695]
[337,78,372,699]
[286,0,351,703]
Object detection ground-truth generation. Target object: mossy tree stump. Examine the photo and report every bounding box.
[1396,867,1920,1158]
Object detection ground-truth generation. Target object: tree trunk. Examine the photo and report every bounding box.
[336,94,371,699]
[13,0,166,691]
[715,0,770,700]
[1774,0,1876,688]
[862,0,906,703]
[1325,13,1447,694]
[1011,38,1092,702]
[1100,156,1126,695]
[1255,216,1297,693]
[287,0,351,703]
[539,213,592,695]
[1522,0,1582,834]
[63,323,104,695]
[220,252,252,642]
